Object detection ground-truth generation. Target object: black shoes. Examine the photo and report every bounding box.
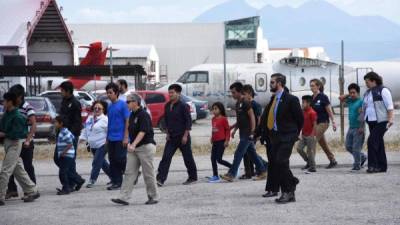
[75,179,86,191]
[111,198,129,206]
[107,184,121,190]
[56,188,70,195]
[275,192,296,204]
[262,191,278,198]
[361,157,367,167]
[239,174,252,180]
[301,164,310,170]
[145,197,158,205]
[326,161,338,169]
[182,178,197,185]
[366,167,386,173]
[0,200,4,206]
[23,192,40,202]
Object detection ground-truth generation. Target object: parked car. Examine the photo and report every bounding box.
[0,96,58,140]
[25,96,58,139]
[39,90,95,110]
[180,94,198,121]
[136,91,197,132]
[185,95,209,120]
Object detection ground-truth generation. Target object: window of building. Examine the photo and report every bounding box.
[225,17,259,49]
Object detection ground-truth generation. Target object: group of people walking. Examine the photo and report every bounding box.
[0,71,393,206]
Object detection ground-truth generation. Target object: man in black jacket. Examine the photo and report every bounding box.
[256,73,303,204]
[59,81,85,191]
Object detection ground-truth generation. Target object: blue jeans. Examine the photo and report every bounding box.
[58,157,74,192]
[90,145,111,182]
[228,136,266,176]
[345,128,366,168]
[108,141,127,186]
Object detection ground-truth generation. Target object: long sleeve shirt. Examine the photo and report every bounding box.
[164,99,192,138]
[79,114,108,149]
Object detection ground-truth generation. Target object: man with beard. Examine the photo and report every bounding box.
[256,73,303,204]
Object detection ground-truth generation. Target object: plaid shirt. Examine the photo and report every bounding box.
[56,127,75,158]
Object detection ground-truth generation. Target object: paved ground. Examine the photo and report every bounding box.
[1,152,400,225]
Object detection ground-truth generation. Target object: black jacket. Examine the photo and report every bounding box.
[60,95,82,137]
[256,91,304,142]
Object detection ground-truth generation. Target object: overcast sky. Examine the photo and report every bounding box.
[57,0,400,25]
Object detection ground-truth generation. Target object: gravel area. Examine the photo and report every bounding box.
[1,152,400,225]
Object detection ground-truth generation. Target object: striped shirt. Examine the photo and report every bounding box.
[20,101,35,135]
[56,127,75,158]
[19,101,35,120]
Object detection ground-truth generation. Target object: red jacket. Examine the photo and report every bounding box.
[211,116,230,142]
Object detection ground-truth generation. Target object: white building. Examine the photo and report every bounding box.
[0,0,73,94]
[69,17,269,82]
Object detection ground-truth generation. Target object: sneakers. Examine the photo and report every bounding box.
[182,178,197,185]
[156,179,164,187]
[208,176,221,183]
[111,198,129,206]
[220,173,234,182]
[5,191,18,200]
[107,184,121,191]
[305,168,317,174]
[361,157,367,168]
[325,161,338,169]
[351,166,361,171]
[23,192,40,202]
[86,180,95,188]
[253,172,267,181]
[145,197,158,205]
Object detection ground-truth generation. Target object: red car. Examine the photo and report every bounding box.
[136,91,169,132]
[136,91,197,132]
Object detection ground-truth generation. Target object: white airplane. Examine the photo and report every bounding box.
[160,57,400,109]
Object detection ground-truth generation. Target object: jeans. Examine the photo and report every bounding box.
[157,136,197,183]
[210,140,232,176]
[8,140,36,193]
[108,141,127,186]
[228,136,266,176]
[345,128,366,168]
[58,157,74,192]
[367,121,388,171]
[90,145,111,182]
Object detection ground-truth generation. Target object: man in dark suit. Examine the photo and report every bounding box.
[256,73,303,204]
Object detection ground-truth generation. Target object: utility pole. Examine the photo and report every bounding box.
[340,40,345,143]
[109,46,114,83]
[223,43,227,109]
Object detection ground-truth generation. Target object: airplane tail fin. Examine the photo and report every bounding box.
[69,42,108,90]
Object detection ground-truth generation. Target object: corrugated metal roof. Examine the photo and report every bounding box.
[0,0,72,47]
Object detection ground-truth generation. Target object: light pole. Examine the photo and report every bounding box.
[109,46,119,83]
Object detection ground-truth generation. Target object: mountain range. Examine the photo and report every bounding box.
[193,0,400,61]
